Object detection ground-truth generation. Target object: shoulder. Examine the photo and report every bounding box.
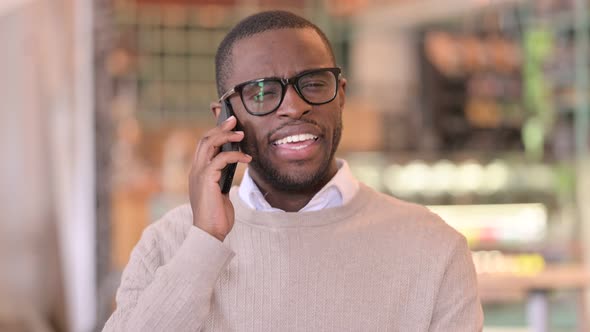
[149,203,193,235]
[142,204,193,242]
[131,204,194,266]
[357,184,465,248]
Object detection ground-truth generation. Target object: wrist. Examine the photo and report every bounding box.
[193,219,226,242]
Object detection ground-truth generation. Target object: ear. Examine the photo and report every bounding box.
[210,101,222,119]
[338,77,347,109]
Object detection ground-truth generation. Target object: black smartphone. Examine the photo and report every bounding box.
[216,101,240,194]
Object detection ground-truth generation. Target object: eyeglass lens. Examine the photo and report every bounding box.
[240,69,337,115]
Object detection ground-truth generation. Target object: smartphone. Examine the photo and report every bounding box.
[216,101,240,194]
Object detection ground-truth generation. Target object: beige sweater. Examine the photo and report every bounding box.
[104,184,483,331]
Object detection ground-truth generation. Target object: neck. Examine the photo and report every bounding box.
[249,161,338,212]
[230,182,370,229]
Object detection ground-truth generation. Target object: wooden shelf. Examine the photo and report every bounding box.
[478,264,590,303]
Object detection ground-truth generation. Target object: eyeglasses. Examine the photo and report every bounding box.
[219,67,342,116]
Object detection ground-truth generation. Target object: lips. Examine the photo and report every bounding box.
[269,124,323,159]
[272,133,318,149]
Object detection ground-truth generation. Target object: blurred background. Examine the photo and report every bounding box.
[1,0,590,331]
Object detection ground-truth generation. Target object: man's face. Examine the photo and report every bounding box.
[225,28,346,192]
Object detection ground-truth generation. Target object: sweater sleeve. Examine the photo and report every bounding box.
[103,225,235,332]
[429,235,484,332]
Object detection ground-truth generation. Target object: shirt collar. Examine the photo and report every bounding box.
[238,159,359,212]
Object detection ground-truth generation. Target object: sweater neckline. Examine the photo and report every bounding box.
[230,183,371,228]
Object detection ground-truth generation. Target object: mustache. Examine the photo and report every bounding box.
[266,119,323,140]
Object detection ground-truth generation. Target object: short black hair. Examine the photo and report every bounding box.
[214,10,336,97]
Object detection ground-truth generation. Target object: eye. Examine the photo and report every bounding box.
[243,81,280,102]
[300,80,328,89]
[299,71,333,91]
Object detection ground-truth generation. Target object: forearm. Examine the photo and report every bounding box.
[103,227,234,332]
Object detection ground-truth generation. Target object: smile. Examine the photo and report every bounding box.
[272,133,318,149]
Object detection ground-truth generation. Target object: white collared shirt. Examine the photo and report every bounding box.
[238,159,359,212]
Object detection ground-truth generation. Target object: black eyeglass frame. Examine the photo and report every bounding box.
[218,67,342,116]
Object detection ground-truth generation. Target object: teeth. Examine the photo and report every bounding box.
[274,133,317,145]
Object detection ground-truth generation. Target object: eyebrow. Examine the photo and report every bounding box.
[239,68,330,85]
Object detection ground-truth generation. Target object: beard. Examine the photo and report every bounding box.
[241,116,342,193]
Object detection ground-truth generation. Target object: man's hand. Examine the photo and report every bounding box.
[188,115,251,241]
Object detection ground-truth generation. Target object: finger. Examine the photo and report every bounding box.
[193,116,240,166]
[194,129,245,169]
[197,151,252,184]
[199,115,239,145]
[208,151,252,174]
[217,115,238,130]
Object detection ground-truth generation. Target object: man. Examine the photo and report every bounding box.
[104,10,483,331]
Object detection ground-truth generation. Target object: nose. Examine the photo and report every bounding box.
[275,84,311,119]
